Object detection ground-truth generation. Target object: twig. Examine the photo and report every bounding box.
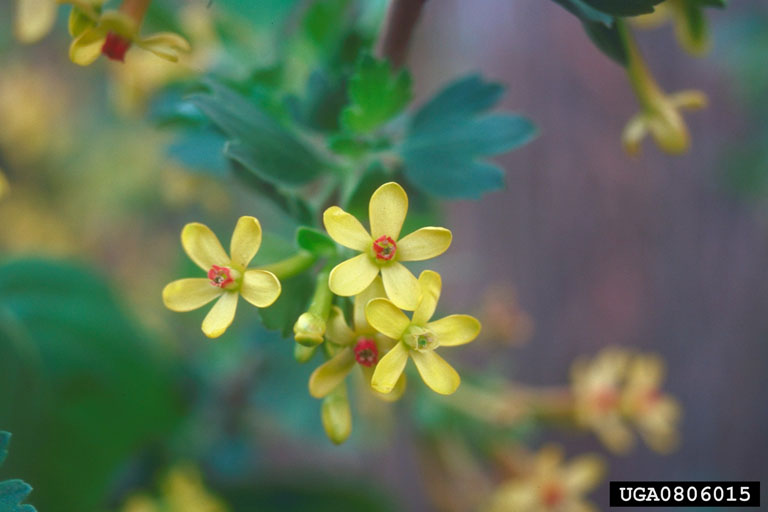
[375,0,429,68]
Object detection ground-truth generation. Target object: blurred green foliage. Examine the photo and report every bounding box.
[0,433,35,512]
[0,259,181,511]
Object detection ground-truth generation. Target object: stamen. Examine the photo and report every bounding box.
[208,265,234,288]
[372,235,397,261]
[354,338,379,367]
[102,32,132,62]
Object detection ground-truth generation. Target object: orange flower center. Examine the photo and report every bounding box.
[592,387,620,412]
[102,32,132,61]
[354,338,379,367]
[372,235,397,261]
[208,265,234,288]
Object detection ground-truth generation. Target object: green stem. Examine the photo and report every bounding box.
[616,19,664,110]
[307,265,333,320]
[258,251,316,280]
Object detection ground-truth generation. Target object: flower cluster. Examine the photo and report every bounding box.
[571,347,681,453]
[309,182,481,442]
[161,182,480,443]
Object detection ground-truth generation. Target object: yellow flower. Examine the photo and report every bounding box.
[618,21,707,156]
[571,347,681,454]
[69,1,190,66]
[121,464,227,512]
[323,182,452,310]
[162,216,281,338]
[366,270,480,395]
[309,278,406,401]
[487,446,604,512]
[571,347,634,453]
[621,354,681,453]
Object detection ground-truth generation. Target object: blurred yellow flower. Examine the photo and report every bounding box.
[122,464,227,512]
[366,270,481,395]
[162,216,281,338]
[621,354,681,453]
[633,0,711,55]
[323,181,452,310]
[571,347,633,453]
[70,0,190,66]
[487,446,604,512]
[14,0,58,43]
[618,21,707,156]
[309,278,406,401]
[571,347,681,454]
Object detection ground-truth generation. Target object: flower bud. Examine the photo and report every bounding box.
[322,384,351,444]
[294,342,317,364]
[293,312,326,347]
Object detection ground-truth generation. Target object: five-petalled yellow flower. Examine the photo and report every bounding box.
[309,278,406,401]
[323,182,452,310]
[366,270,480,395]
[162,216,281,338]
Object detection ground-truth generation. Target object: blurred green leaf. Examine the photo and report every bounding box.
[296,227,336,257]
[582,19,627,65]
[549,0,613,24]
[258,273,314,337]
[340,55,412,134]
[189,82,327,187]
[400,75,537,199]
[168,129,230,176]
[0,259,181,512]
[579,0,664,16]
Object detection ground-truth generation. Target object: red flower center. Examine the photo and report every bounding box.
[208,265,234,288]
[101,32,132,62]
[372,235,397,261]
[541,483,565,507]
[354,338,379,367]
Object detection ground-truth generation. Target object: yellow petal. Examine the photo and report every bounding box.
[563,455,605,494]
[137,31,191,62]
[353,276,386,333]
[15,0,58,43]
[181,222,229,271]
[381,262,420,310]
[162,278,221,312]
[428,315,481,347]
[621,114,648,157]
[309,347,355,398]
[412,270,441,325]
[240,270,281,307]
[396,227,452,262]
[322,383,351,444]
[323,206,371,251]
[362,364,406,402]
[229,216,262,270]
[328,253,379,297]
[98,10,137,37]
[669,90,708,111]
[370,342,409,394]
[411,349,460,395]
[369,182,407,240]
[325,306,356,346]
[69,28,106,66]
[365,298,410,340]
[201,291,238,338]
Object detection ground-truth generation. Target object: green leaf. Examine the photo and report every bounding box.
[0,433,9,467]
[0,480,35,512]
[0,259,180,512]
[549,0,613,24]
[340,55,412,134]
[582,19,628,65]
[400,75,537,199]
[296,227,336,257]
[579,0,664,16]
[189,82,327,187]
[258,273,314,337]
